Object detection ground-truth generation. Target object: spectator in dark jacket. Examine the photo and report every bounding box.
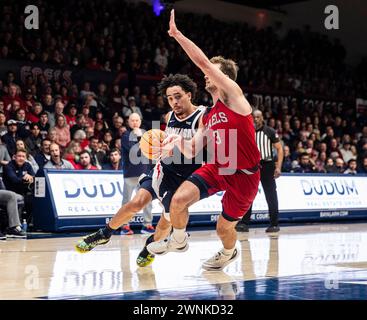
[293,152,318,173]
[34,138,51,170]
[25,123,42,157]
[3,148,35,221]
[119,113,152,235]
[3,149,35,195]
[1,119,20,157]
[102,148,123,170]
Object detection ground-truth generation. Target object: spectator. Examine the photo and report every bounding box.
[1,84,24,115]
[24,123,42,157]
[335,157,345,174]
[65,103,78,128]
[0,139,11,177]
[102,148,123,170]
[38,111,51,139]
[54,114,71,148]
[340,141,354,163]
[2,149,35,220]
[47,127,58,145]
[122,97,143,119]
[1,119,20,157]
[41,94,54,113]
[344,159,358,175]
[111,115,125,139]
[293,152,318,173]
[48,100,65,128]
[44,143,74,170]
[84,136,106,169]
[75,150,98,170]
[23,88,36,112]
[0,178,26,238]
[14,108,30,138]
[34,138,51,170]
[120,113,153,235]
[15,139,39,174]
[102,130,114,153]
[94,120,107,140]
[281,145,292,173]
[70,114,87,138]
[358,157,367,174]
[95,110,109,130]
[27,102,43,123]
[315,151,327,173]
[81,105,95,128]
[328,138,343,160]
[325,158,338,173]
[0,111,7,136]
[72,129,89,150]
[63,141,82,168]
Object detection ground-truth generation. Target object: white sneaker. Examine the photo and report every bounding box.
[147,233,189,255]
[202,248,239,271]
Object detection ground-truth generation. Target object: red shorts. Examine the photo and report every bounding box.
[188,164,260,221]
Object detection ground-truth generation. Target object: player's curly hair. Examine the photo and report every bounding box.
[158,74,197,100]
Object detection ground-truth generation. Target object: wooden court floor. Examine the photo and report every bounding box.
[1,222,367,300]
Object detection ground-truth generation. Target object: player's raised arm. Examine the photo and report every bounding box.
[168,9,251,115]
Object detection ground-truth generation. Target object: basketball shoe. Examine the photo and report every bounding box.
[136,234,156,267]
[202,248,239,271]
[75,229,111,253]
[147,233,189,255]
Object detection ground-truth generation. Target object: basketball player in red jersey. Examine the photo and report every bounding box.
[148,10,261,271]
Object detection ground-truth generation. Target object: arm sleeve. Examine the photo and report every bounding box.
[268,127,280,144]
[4,165,24,185]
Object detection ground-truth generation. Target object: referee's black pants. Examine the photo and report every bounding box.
[240,161,279,226]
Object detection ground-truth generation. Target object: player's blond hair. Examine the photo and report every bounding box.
[210,56,239,81]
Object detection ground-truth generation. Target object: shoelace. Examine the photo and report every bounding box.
[84,230,103,245]
[207,252,222,263]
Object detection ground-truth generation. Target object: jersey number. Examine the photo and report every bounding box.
[213,130,222,144]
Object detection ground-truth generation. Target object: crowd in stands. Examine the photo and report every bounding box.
[0,0,366,179]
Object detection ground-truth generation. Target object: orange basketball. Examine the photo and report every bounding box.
[139,129,167,160]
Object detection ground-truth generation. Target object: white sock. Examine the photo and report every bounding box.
[172,228,187,243]
[221,247,235,256]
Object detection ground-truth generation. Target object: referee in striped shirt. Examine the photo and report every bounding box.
[236,110,284,233]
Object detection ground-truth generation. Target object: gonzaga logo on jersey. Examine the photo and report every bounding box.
[165,127,196,140]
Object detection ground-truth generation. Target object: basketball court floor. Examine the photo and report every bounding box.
[1,222,367,300]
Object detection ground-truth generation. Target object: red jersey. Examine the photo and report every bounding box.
[203,100,260,170]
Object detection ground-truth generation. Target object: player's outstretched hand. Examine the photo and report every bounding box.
[150,134,181,160]
[168,9,179,38]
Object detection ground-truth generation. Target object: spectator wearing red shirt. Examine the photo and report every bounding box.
[60,86,71,105]
[65,103,78,128]
[86,57,103,70]
[2,84,26,115]
[22,88,36,112]
[74,150,98,170]
[27,102,43,123]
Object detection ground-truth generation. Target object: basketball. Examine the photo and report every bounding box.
[139,129,167,160]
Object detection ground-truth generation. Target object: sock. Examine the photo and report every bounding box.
[221,247,235,256]
[145,234,155,246]
[172,228,187,243]
[102,223,115,238]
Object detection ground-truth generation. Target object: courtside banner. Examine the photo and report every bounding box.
[45,171,367,218]
[254,174,367,212]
